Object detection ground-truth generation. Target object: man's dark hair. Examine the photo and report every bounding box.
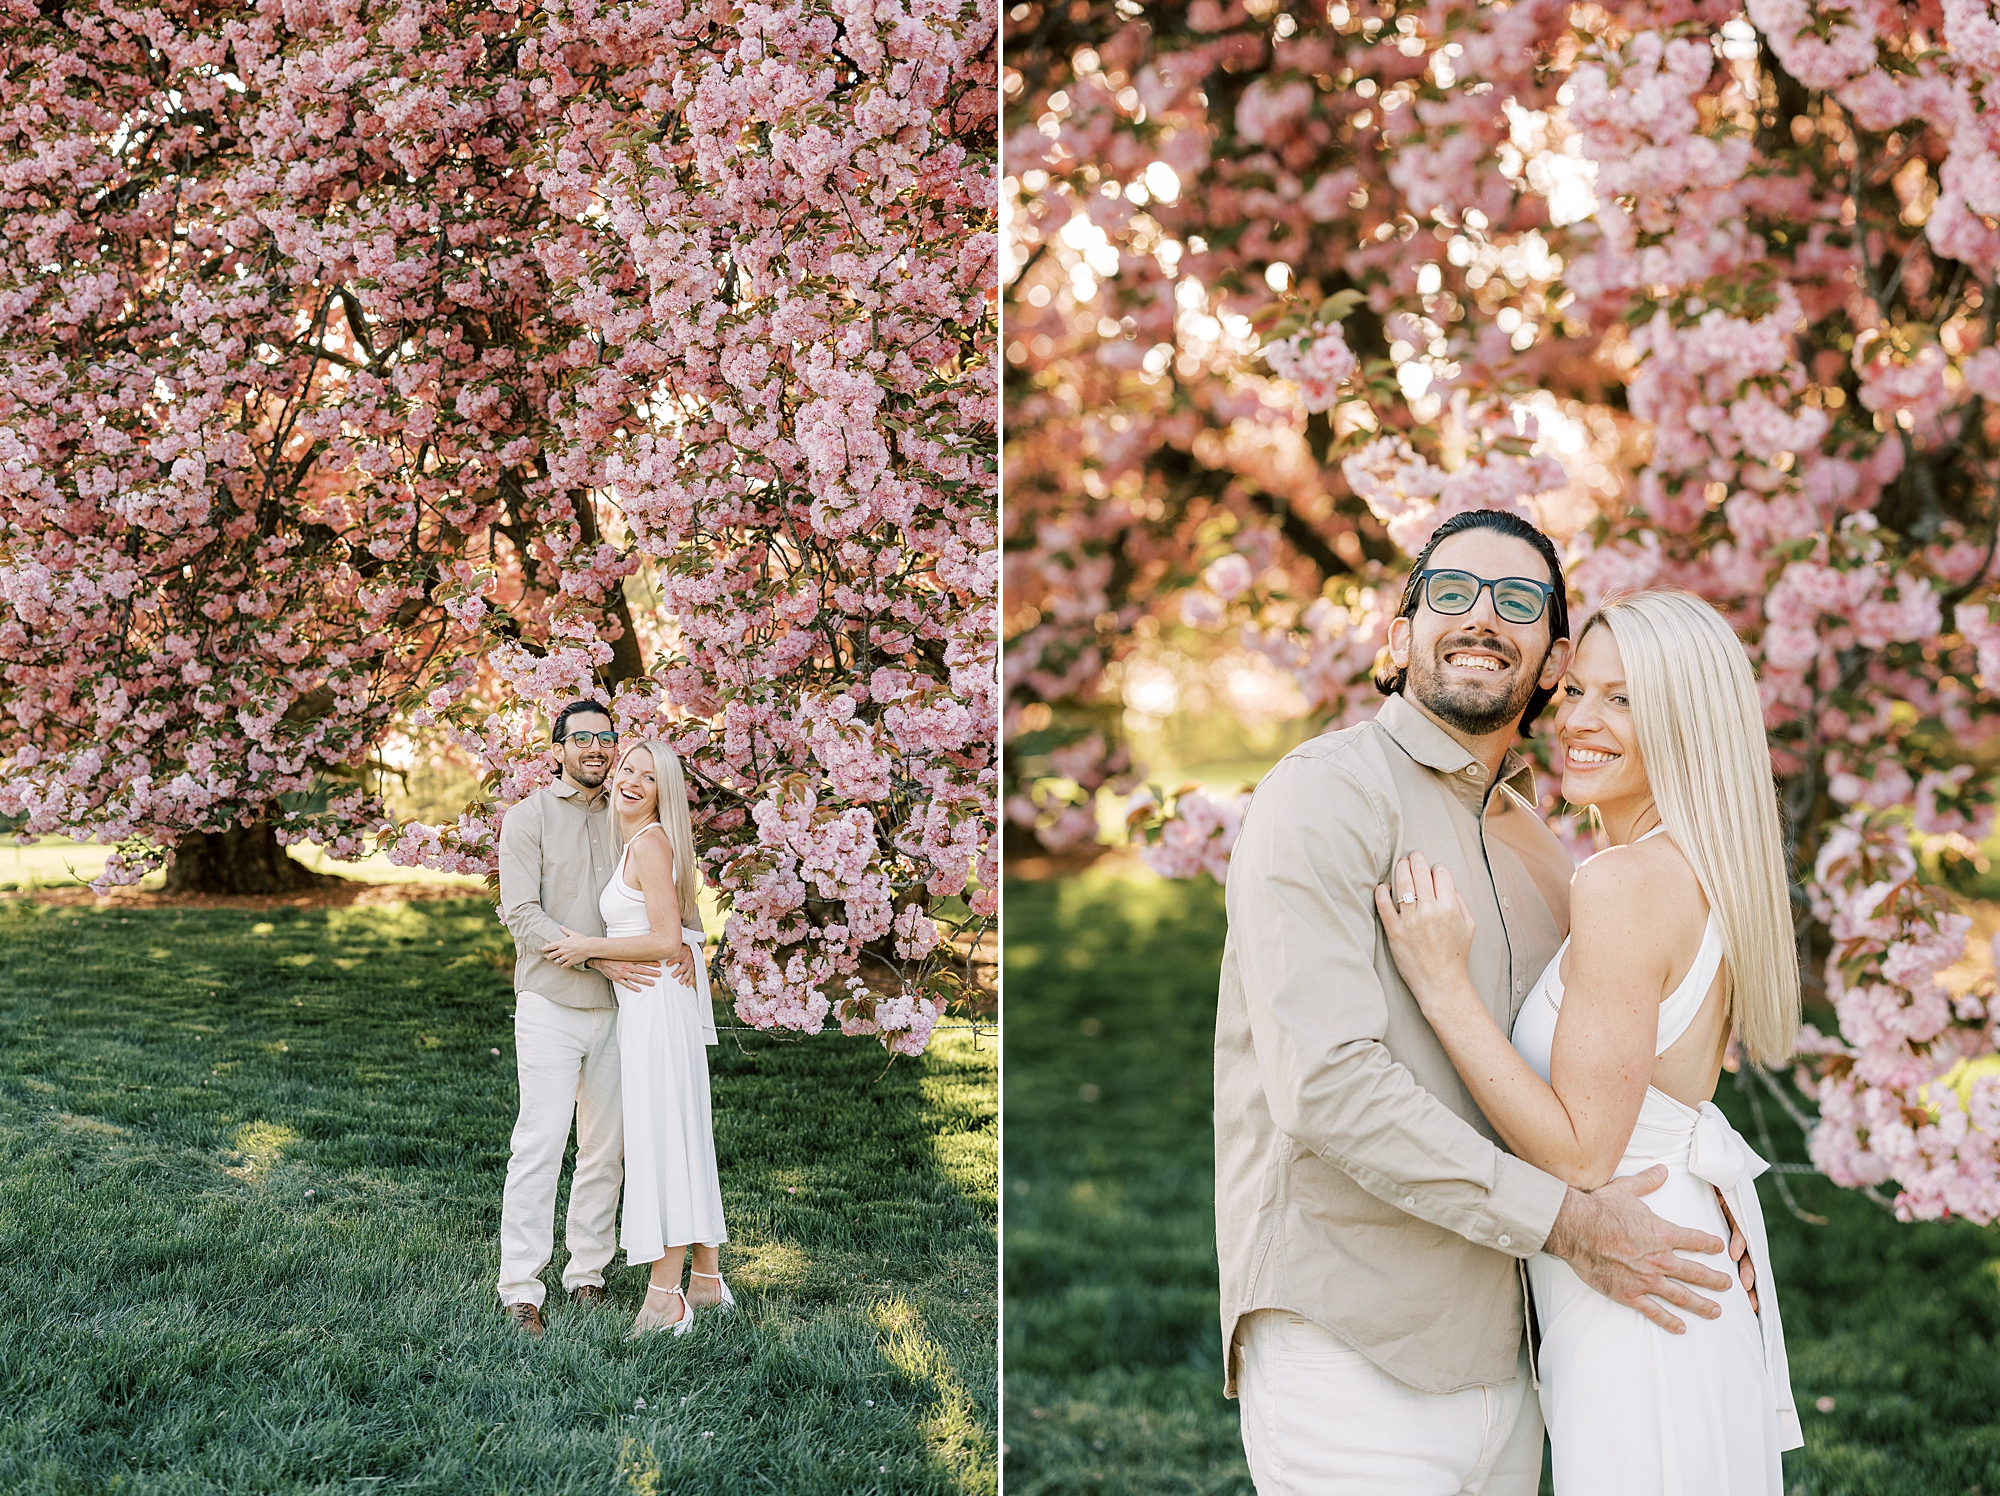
[1373,508,1570,735]
[551,699,613,743]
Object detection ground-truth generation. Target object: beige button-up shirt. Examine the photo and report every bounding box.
[498,778,621,1010]
[1216,692,1574,1396]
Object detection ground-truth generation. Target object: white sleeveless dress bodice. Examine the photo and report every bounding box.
[602,824,726,1259]
[1509,836,1801,1494]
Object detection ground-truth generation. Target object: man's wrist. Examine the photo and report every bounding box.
[1543,1184,1589,1262]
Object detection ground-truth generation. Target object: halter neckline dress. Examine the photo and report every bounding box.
[602,822,727,1261]
[1508,828,1800,1495]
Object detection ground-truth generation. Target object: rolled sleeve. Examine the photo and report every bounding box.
[1230,759,1566,1258]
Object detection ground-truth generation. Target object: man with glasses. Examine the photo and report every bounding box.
[494,700,694,1333]
[1215,510,1738,1493]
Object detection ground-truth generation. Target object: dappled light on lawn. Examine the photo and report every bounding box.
[219,1121,301,1183]
[0,896,994,1493]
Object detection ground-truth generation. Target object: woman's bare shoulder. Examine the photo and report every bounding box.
[627,824,675,875]
[1568,837,1703,937]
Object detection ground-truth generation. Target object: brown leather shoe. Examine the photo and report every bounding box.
[506,1301,544,1336]
[569,1284,607,1309]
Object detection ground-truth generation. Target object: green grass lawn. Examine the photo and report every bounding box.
[0,896,995,1495]
[1003,870,2000,1496]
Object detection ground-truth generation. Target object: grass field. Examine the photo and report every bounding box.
[1003,869,2000,1496]
[0,895,996,1495]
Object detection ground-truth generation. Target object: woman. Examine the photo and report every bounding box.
[543,739,730,1337]
[1376,588,1802,1494]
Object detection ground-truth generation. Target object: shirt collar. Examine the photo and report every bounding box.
[1376,692,1537,806]
[550,775,609,808]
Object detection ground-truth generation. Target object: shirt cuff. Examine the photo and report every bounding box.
[1483,1152,1571,1257]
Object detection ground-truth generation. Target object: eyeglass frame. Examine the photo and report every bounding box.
[558,729,621,747]
[1411,567,1559,626]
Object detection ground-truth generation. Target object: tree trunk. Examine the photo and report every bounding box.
[604,583,648,689]
[164,817,345,896]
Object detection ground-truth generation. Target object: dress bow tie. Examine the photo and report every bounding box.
[1687,1101,1769,1192]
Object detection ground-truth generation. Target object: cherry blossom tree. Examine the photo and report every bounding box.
[0,0,997,1053]
[1004,0,2000,1210]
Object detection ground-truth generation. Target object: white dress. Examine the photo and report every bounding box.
[602,823,727,1261]
[1510,862,1802,1495]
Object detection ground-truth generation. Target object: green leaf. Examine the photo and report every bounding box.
[1318,289,1365,324]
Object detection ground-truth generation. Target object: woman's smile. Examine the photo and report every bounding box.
[1564,745,1621,772]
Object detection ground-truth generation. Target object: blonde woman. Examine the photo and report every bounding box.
[1376,588,1801,1494]
[542,739,729,1337]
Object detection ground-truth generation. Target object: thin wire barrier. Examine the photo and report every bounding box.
[712,1020,995,1057]
[1736,1063,1829,1225]
[1734,1062,1909,1218]
[710,1022,990,1033]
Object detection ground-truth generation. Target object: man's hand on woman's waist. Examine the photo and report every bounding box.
[1543,1165,1732,1334]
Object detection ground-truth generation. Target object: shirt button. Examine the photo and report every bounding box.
[1499,1234,1512,1248]
[1404,1194,1416,1207]
[1466,764,1485,778]
[1515,979,1524,993]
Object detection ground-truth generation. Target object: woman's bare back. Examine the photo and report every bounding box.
[1563,831,1730,1107]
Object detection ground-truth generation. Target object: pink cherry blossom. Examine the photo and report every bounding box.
[1263,324,1359,413]
[1008,0,2000,1212]
[1,0,997,1053]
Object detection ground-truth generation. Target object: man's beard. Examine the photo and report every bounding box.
[570,759,610,787]
[1408,636,1547,736]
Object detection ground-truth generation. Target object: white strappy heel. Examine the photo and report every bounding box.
[689,1270,736,1313]
[630,1280,694,1339]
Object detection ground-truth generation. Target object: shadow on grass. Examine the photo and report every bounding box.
[1003,874,1244,1496]
[1004,871,2000,1496]
[0,897,994,1495]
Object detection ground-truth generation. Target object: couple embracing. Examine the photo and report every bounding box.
[493,701,730,1339]
[1218,509,1803,1494]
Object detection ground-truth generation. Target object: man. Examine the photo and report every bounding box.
[493,700,692,1334]
[1216,509,1739,1494]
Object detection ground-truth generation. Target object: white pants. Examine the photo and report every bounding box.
[496,992,623,1309]
[1236,1310,1544,1496]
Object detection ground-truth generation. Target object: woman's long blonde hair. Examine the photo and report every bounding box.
[1587,589,1799,1066]
[616,739,704,931]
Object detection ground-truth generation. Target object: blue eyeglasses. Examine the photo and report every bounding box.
[1413,568,1557,625]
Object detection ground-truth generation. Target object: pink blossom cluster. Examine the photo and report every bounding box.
[837,978,943,1057]
[1800,812,2000,1222]
[1745,0,1878,93]
[1276,589,1394,721]
[1626,291,1825,480]
[1136,787,1251,883]
[1006,0,2000,1208]
[1957,600,2000,685]
[0,0,995,1053]
[1263,324,1358,413]
[518,0,996,1047]
[1914,765,1995,841]
[1204,553,1257,601]
[1005,730,1136,852]
[1568,32,1750,200]
[1341,436,1559,556]
[1855,343,1951,444]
